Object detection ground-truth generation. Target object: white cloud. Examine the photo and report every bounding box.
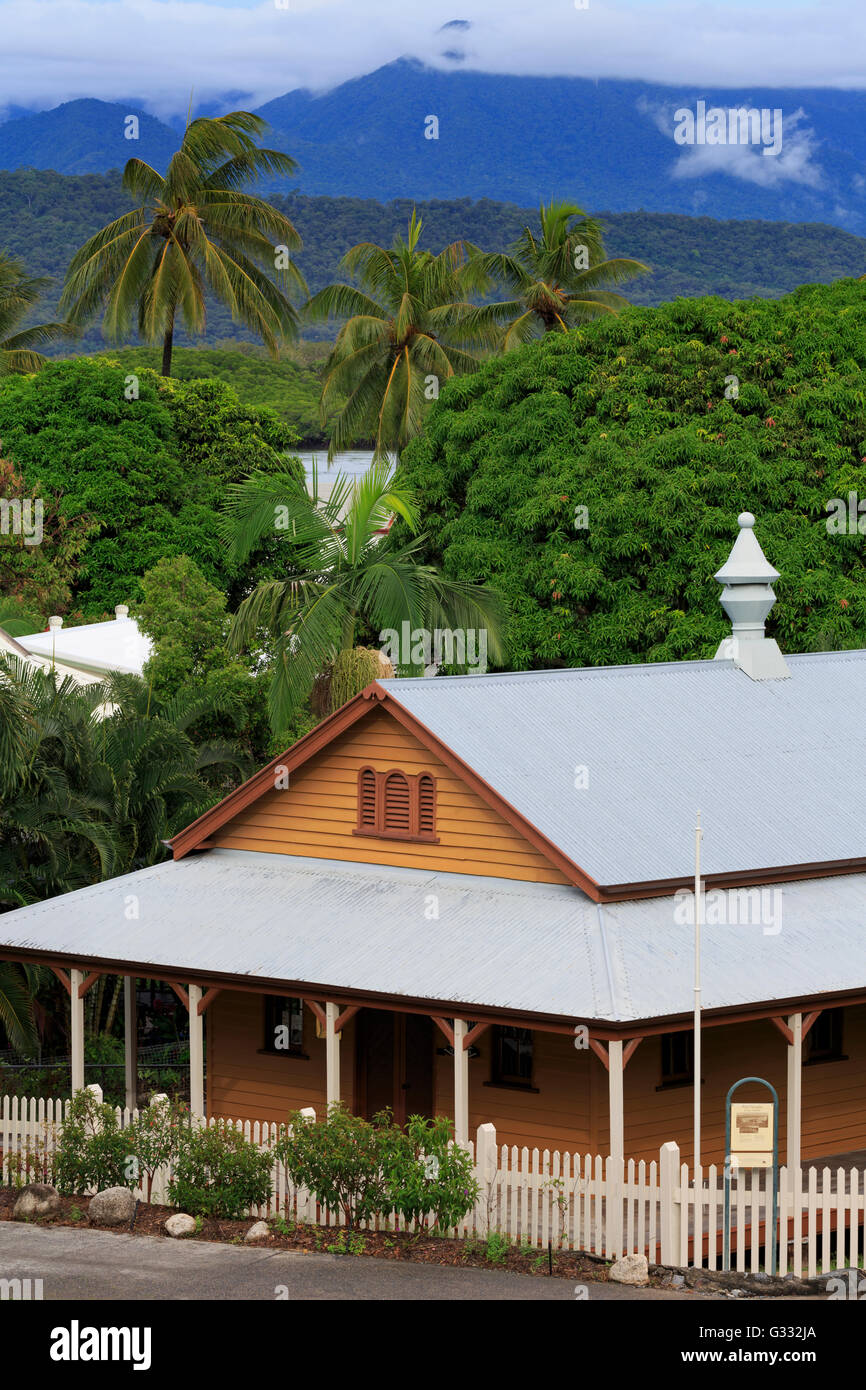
[0,0,864,117]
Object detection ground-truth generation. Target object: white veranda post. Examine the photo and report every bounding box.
[453,1019,469,1146]
[70,968,85,1094]
[325,1003,341,1107]
[188,984,204,1118]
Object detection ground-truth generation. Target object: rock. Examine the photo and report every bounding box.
[671,1273,685,1288]
[165,1213,196,1238]
[244,1221,270,1243]
[88,1186,136,1226]
[12,1184,60,1220]
[609,1253,649,1286]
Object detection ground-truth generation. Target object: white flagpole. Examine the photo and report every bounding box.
[694,811,703,1174]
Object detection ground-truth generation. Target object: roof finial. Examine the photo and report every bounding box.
[713,512,789,680]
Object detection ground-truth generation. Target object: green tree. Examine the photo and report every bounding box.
[223,459,506,731]
[305,211,495,457]
[465,199,647,349]
[0,359,300,617]
[137,554,274,764]
[59,113,307,376]
[400,279,866,670]
[0,251,75,374]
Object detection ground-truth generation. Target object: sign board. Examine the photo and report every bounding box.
[730,1100,774,1168]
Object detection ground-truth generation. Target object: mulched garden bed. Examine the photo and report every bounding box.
[0,1186,670,1286]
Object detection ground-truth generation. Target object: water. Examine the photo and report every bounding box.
[293,449,381,500]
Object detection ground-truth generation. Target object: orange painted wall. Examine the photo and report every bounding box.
[209,705,569,885]
[208,998,866,1168]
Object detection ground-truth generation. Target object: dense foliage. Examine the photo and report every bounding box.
[0,358,301,617]
[400,279,866,669]
[2,170,865,354]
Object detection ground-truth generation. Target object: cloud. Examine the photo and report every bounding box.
[0,0,864,117]
[637,100,825,188]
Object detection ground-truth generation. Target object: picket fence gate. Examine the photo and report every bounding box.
[2,1094,864,1273]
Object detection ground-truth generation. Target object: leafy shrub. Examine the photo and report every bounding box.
[168,1122,273,1218]
[275,1104,391,1231]
[383,1114,479,1233]
[54,1088,133,1196]
[127,1097,189,1202]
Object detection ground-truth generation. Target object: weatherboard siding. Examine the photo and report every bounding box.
[209,707,570,884]
[207,1002,866,1166]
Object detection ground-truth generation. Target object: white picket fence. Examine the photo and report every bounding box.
[2,1094,864,1272]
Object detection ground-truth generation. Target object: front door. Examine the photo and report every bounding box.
[355,1010,434,1124]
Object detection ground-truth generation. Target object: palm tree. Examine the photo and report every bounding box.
[0,252,75,374]
[0,961,43,1054]
[464,200,648,350]
[305,210,496,458]
[223,459,506,730]
[0,656,249,910]
[59,113,306,377]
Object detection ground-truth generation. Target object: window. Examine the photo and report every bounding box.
[354,768,438,842]
[806,1009,845,1063]
[491,1026,534,1087]
[263,996,304,1055]
[660,1031,694,1087]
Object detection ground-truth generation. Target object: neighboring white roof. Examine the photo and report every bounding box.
[0,625,102,688]
[17,612,152,678]
[379,649,866,888]
[0,850,863,1023]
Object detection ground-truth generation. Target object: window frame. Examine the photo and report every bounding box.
[354,766,439,843]
[805,1008,846,1064]
[261,994,306,1058]
[489,1024,535,1090]
[658,1030,694,1089]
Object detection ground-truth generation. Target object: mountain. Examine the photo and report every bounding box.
[2,63,866,231]
[0,99,178,176]
[1,169,865,357]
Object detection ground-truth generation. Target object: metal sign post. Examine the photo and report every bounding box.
[723,1077,779,1275]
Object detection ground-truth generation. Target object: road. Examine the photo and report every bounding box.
[0,1224,703,1301]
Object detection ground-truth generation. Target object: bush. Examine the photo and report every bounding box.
[383,1114,479,1233]
[275,1104,391,1231]
[168,1122,273,1218]
[54,1088,133,1196]
[127,1097,189,1202]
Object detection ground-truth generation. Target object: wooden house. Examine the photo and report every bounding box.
[2,513,866,1171]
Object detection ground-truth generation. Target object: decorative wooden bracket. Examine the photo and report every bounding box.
[802,1010,822,1041]
[335,1005,359,1033]
[50,967,71,996]
[197,987,222,1016]
[769,1016,794,1046]
[303,999,327,1029]
[78,971,102,999]
[589,1037,644,1070]
[432,1016,454,1047]
[464,1021,490,1051]
[167,982,190,1011]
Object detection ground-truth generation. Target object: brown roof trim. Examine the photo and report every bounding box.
[169,681,600,893]
[598,857,866,902]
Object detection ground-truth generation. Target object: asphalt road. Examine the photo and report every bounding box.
[0,1224,702,1301]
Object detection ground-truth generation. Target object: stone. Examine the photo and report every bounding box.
[88,1186,136,1226]
[12,1183,60,1219]
[244,1221,270,1243]
[609,1253,649,1286]
[165,1213,196,1238]
[671,1273,685,1288]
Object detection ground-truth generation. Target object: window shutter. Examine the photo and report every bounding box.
[418,774,435,837]
[383,772,411,831]
[358,768,377,829]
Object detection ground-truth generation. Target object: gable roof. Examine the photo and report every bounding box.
[171,648,866,898]
[380,651,866,891]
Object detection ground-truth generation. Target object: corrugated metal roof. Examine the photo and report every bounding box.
[379,650,866,886]
[1,850,864,1023]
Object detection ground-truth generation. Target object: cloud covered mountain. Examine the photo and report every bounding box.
[2,62,866,232]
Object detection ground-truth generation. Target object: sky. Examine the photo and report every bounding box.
[1,0,865,116]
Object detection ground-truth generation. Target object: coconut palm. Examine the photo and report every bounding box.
[305,211,496,458]
[59,113,306,376]
[0,961,43,1054]
[0,252,75,374]
[464,200,648,349]
[223,459,506,730]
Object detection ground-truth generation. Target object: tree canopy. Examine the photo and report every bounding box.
[400,279,866,670]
